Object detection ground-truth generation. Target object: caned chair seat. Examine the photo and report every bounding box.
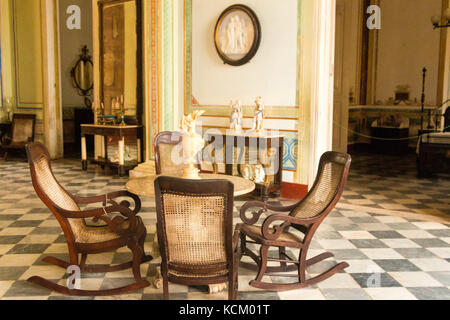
[76,223,123,243]
[168,266,229,278]
[75,217,144,244]
[239,224,303,247]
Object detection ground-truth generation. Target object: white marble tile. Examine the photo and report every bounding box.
[389,272,443,287]
[364,287,417,300]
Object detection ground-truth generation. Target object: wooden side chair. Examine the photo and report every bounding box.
[154,131,201,174]
[1,113,36,160]
[25,142,152,296]
[154,176,239,300]
[238,151,351,291]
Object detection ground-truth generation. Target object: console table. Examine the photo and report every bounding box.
[81,124,143,176]
[205,132,284,201]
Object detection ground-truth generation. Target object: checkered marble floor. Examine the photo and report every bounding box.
[0,154,449,300]
[341,152,450,218]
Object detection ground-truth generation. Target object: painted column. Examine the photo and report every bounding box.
[162,0,174,132]
[92,0,103,161]
[438,0,450,131]
[297,0,337,187]
[42,0,63,159]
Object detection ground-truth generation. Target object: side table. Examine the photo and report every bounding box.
[205,132,284,201]
[81,124,143,176]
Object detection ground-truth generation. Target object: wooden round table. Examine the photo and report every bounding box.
[126,172,255,197]
[125,172,255,293]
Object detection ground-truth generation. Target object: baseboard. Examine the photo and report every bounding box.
[281,182,308,200]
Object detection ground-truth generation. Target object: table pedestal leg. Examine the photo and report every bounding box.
[118,138,125,177]
[81,136,88,171]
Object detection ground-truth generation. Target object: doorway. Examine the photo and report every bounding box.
[57,0,94,157]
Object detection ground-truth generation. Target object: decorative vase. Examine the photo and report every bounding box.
[182,132,204,179]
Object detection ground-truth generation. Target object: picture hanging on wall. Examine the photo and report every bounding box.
[214,4,261,66]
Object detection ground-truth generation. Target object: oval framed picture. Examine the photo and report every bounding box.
[214,4,261,66]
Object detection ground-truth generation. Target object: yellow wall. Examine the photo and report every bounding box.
[14,0,45,109]
[0,0,63,155]
[124,1,137,114]
[0,0,45,142]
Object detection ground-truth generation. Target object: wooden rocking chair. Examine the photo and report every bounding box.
[25,142,152,296]
[238,151,351,291]
[1,113,36,160]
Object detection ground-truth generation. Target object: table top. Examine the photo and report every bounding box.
[126,172,255,197]
[205,131,285,139]
[81,124,142,128]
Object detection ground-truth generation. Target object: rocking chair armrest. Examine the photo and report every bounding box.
[261,213,316,241]
[58,204,139,236]
[57,207,109,219]
[73,191,142,215]
[240,201,298,225]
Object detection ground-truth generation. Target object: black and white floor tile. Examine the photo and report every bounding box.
[0,153,449,300]
[341,153,450,217]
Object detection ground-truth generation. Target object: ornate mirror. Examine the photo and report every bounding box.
[99,0,143,124]
[71,46,94,108]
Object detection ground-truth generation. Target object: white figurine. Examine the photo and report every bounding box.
[230,100,243,133]
[251,96,265,133]
[253,164,266,184]
[180,110,205,179]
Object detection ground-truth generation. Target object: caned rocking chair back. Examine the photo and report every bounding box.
[155,177,233,275]
[155,131,185,174]
[291,152,350,220]
[12,114,36,143]
[26,142,85,242]
[154,131,202,175]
